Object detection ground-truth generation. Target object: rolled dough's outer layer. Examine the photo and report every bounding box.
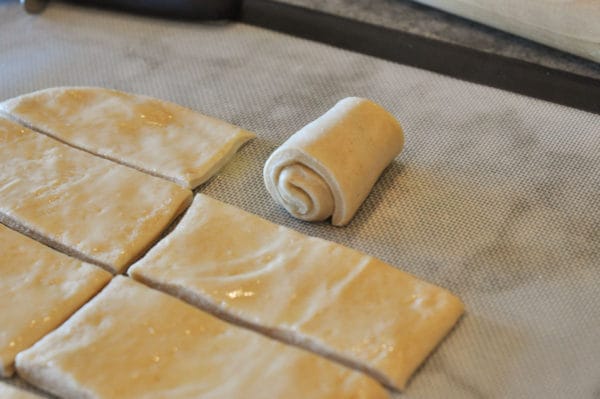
[0,117,192,273]
[15,276,389,399]
[0,87,255,189]
[0,224,111,377]
[264,97,404,226]
[129,194,464,391]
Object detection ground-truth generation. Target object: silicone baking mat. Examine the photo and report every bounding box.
[1,2,599,398]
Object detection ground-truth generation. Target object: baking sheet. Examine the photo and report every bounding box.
[1,2,599,398]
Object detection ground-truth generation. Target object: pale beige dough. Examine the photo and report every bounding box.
[0,117,192,273]
[16,276,389,399]
[0,224,111,377]
[0,382,44,399]
[263,97,404,226]
[0,87,255,189]
[129,194,464,390]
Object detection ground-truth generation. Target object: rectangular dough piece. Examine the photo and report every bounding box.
[0,117,192,273]
[16,276,389,399]
[129,194,465,391]
[0,224,111,377]
[0,87,255,189]
[0,382,44,399]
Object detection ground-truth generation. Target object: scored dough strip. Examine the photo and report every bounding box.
[129,194,464,391]
[0,87,255,189]
[15,277,389,399]
[0,117,192,273]
[0,224,111,378]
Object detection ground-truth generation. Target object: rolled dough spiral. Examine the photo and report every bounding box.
[263,97,404,226]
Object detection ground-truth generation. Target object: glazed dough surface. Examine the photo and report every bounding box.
[0,117,192,273]
[264,97,404,226]
[16,277,389,399]
[0,87,255,189]
[0,224,111,377]
[129,194,464,390]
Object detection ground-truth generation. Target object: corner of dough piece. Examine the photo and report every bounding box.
[15,276,390,399]
[0,382,45,399]
[128,194,464,391]
[0,224,112,378]
[0,87,256,190]
[184,126,255,189]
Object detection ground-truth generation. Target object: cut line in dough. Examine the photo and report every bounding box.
[16,276,389,399]
[0,87,255,189]
[129,194,464,391]
[0,223,111,377]
[0,117,192,273]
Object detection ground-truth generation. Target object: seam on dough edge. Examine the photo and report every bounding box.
[120,192,193,276]
[0,213,115,274]
[0,109,191,189]
[128,273,401,392]
[0,188,191,276]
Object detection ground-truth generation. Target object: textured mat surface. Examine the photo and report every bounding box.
[1,2,599,398]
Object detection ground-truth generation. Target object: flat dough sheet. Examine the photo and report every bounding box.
[0,117,192,273]
[0,224,111,377]
[16,276,389,399]
[129,194,464,390]
[0,87,255,189]
[0,382,43,399]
